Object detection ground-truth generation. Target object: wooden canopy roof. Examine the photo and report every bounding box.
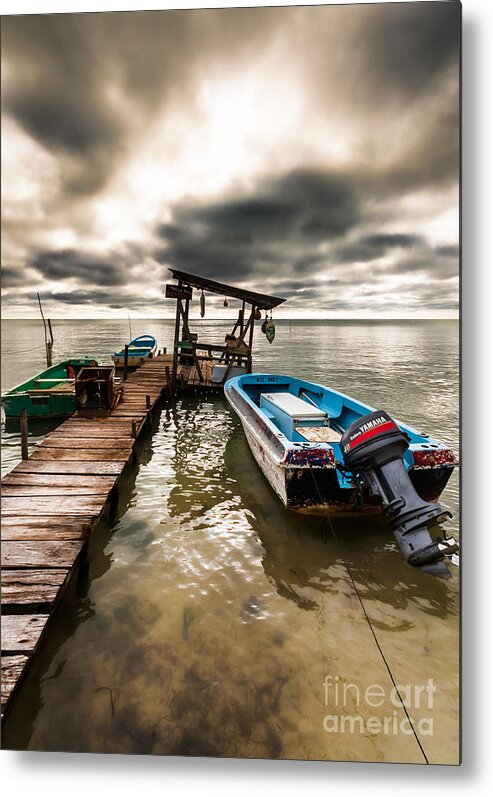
[168,268,286,310]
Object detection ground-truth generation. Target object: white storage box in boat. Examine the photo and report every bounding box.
[260,392,326,439]
[212,364,246,383]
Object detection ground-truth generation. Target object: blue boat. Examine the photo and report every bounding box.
[225,373,458,576]
[112,334,157,368]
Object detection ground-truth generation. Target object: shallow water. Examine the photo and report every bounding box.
[1,319,459,762]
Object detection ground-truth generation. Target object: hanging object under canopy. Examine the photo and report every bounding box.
[200,290,205,318]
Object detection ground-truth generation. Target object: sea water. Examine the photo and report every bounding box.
[1,319,459,762]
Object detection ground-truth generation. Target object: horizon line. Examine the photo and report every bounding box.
[1,315,459,322]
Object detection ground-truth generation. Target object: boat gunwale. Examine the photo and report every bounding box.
[112,334,157,359]
[225,373,457,472]
[1,358,102,398]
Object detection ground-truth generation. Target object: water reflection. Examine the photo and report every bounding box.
[223,427,458,626]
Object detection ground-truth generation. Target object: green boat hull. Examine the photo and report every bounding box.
[1,358,101,419]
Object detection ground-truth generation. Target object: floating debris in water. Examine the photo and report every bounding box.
[182,607,193,640]
[272,631,284,647]
[242,595,263,616]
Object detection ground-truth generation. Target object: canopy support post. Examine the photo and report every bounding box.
[171,281,183,390]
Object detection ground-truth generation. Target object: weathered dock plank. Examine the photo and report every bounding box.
[46,427,134,438]
[62,416,141,425]
[2,481,116,497]
[1,355,172,717]
[40,437,134,450]
[1,496,104,515]
[2,615,48,654]
[1,474,115,488]
[0,515,94,529]
[1,525,91,542]
[11,460,126,476]
[2,541,84,569]
[2,569,69,606]
[29,448,132,461]
[1,656,30,709]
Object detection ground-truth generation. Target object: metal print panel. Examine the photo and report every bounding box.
[1,1,460,764]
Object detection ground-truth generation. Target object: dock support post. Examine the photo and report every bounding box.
[20,409,29,460]
[123,345,129,381]
[46,320,53,367]
[37,294,54,367]
[165,366,172,400]
[146,394,151,409]
[131,420,138,439]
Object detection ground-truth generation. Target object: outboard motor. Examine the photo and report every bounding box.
[341,410,458,578]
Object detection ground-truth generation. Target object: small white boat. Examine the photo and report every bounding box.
[112,334,157,368]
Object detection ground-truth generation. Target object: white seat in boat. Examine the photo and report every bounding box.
[260,392,326,422]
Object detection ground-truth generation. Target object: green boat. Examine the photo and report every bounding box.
[1,358,101,419]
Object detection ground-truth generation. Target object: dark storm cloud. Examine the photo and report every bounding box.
[2,15,122,195]
[47,289,162,309]
[27,244,164,290]
[29,249,130,286]
[387,279,459,311]
[353,1,460,102]
[273,278,342,295]
[2,266,40,288]
[47,290,113,305]
[435,244,460,258]
[333,233,424,264]
[156,168,359,280]
[385,245,459,280]
[2,3,460,200]
[1,9,282,195]
[305,4,460,195]
[1,4,459,317]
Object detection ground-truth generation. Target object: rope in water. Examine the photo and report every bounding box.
[5,343,47,355]
[310,470,430,764]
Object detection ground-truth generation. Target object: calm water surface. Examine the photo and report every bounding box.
[1,319,459,762]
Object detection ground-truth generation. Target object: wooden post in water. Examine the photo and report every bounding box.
[20,409,29,460]
[46,319,53,367]
[165,365,172,400]
[123,345,129,381]
[131,420,138,439]
[146,394,151,409]
[37,293,54,367]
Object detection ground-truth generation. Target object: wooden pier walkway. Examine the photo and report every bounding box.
[1,354,173,714]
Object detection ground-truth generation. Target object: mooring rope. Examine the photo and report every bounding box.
[309,469,430,764]
[5,343,47,355]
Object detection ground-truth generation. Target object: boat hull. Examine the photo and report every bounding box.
[112,350,156,368]
[2,392,76,419]
[112,334,158,369]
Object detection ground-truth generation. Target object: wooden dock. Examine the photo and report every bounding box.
[1,354,173,715]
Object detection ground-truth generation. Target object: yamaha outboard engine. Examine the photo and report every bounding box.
[341,410,457,578]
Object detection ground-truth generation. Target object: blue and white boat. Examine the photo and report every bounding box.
[112,334,157,368]
[225,373,459,575]
[225,372,457,514]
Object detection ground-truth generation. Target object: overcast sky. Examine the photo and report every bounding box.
[1,1,460,319]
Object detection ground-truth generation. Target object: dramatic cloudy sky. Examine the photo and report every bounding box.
[1,1,460,318]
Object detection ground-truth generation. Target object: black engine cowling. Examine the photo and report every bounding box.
[340,410,455,578]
